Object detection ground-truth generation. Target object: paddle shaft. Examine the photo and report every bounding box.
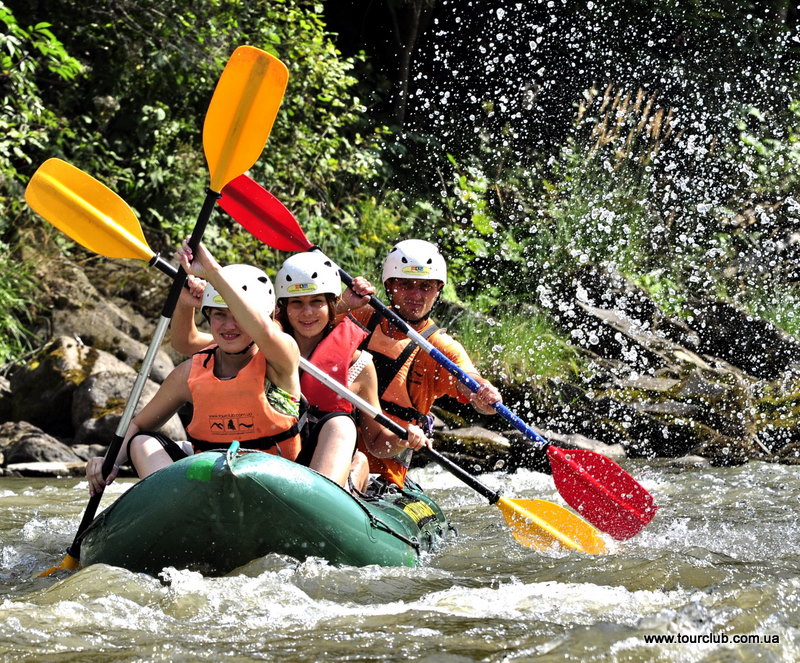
[297,355,503,505]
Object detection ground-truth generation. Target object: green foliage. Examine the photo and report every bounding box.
[244,1,391,209]
[0,2,82,236]
[446,308,582,386]
[293,191,414,277]
[736,101,800,199]
[4,0,388,251]
[0,242,35,365]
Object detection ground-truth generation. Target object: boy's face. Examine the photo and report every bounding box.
[385,278,443,322]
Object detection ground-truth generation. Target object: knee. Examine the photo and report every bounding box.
[127,433,154,466]
[321,416,357,442]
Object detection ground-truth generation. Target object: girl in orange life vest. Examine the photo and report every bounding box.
[86,245,301,497]
[342,239,503,488]
[274,253,430,491]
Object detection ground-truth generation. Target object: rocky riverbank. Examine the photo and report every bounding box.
[2,251,800,478]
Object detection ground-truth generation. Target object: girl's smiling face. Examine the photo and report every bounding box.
[284,294,330,340]
[207,307,253,353]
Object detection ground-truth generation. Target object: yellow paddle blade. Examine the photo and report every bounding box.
[25,158,155,262]
[204,46,289,192]
[497,497,608,555]
[37,552,80,577]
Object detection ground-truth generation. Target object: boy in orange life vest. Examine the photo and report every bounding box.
[342,239,503,489]
[86,242,301,497]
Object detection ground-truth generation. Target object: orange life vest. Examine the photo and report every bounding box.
[186,348,301,460]
[300,315,369,415]
[357,311,439,487]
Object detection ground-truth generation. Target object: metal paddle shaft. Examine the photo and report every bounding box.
[297,357,607,555]
[217,175,658,541]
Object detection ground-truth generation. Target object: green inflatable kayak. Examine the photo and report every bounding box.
[79,448,450,576]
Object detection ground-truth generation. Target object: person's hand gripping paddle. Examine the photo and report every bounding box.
[217,174,658,541]
[27,46,288,576]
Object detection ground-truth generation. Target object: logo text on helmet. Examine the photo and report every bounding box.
[287,283,318,294]
[402,266,431,275]
[212,294,226,305]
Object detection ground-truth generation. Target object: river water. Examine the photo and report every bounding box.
[1,459,797,662]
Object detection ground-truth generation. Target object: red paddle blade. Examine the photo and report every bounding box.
[547,447,658,540]
[219,174,312,252]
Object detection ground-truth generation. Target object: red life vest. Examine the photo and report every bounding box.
[186,348,301,460]
[300,315,369,415]
[356,311,439,487]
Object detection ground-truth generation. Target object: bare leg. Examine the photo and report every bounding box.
[349,451,369,493]
[309,416,357,487]
[129,435,175,479]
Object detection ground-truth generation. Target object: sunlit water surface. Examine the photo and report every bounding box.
[1,460,798,662]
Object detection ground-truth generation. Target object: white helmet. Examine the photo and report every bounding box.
[381,239,447,285]
[202,264,275,317]
[275,252,341,299]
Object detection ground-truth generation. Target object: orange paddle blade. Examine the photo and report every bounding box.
[37,552,80,577]
[497,497,608,555]
[204,46,289,192]
[25,158,155,262]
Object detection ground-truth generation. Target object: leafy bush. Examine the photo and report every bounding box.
[0,2,82,238]
[444,308,582,387]
[0,243,35,365]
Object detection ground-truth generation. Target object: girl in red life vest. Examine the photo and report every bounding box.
[86,242,301,497]
[274,253,430,492]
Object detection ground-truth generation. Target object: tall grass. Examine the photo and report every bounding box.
[444,308,583,386]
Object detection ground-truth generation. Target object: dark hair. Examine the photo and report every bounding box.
[276,292,338,339]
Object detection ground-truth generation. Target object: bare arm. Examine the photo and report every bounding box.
[353,361,430,458]
[171,275,213,355]
[86,361,192,495]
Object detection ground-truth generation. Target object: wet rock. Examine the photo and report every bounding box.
[1,421,82,464]
[5,337,164,437]
[424,426,511,472]
[32,254,174,382]
[687,299,800,380]
[70,443,107,461]
[4,461,87,477]
[71,371,185,445]
[662,455,713,469]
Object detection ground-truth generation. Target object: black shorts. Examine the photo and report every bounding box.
[295,411,357,467]
[127,430,191,464]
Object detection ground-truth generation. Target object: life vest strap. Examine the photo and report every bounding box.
[188,421,301,452]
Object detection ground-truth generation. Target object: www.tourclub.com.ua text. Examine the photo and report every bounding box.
[643,633,780,645]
